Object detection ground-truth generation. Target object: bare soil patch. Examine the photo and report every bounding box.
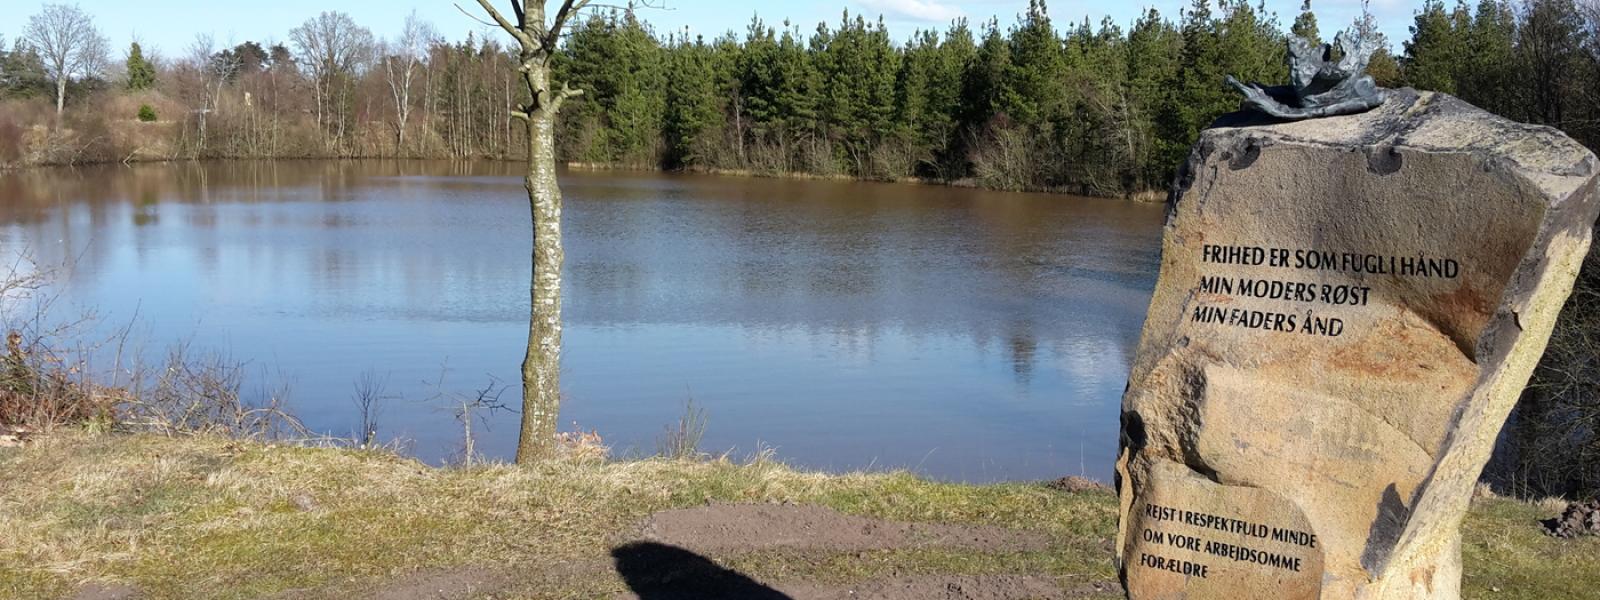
[611,575,1108,600]
[366,566,513,600]
[269,567,518,600]
[773,575,1114,600]
[70,582,138,600]
[638,503,1051,554]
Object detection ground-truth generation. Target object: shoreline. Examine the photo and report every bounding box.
[3,156,1171,203]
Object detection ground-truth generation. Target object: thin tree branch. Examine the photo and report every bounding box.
[546,0,585,49]
[465,0,534,49]
[453,3,501,29]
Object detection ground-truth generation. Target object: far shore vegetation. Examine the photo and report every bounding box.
[0,0,1597,198]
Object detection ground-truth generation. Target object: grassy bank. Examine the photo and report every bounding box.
[0,432,1118,599]
[0,433,1595,599]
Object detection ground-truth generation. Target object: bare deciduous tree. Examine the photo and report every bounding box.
[23,3,108,118]
[469,0,596,463]
[289,11,374,149]
[382,11,437,155]
[185,34,242,155]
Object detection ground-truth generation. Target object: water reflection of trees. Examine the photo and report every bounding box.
[0,162,1164,389]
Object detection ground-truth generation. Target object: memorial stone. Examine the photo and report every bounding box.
[1115,88,1600,599]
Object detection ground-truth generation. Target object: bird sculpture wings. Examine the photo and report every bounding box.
[1226,31,1387,120]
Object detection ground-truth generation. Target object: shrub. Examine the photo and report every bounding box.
[656,397,707,460]
[1489,232,1600,499]
[137,104,157,122]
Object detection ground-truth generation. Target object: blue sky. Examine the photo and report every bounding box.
[9,0,1420,61]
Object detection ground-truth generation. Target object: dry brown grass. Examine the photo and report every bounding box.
[2,433,1597,598]
[0,432,1118,599]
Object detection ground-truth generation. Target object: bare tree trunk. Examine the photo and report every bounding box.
[520,100,563,461]
[314,77,326,151]
[474,0,587,463]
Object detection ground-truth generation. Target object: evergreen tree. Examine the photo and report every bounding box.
[610,11,667,165]
[733,18,821,171]
[558,9,667,165]
[1127,9,1185,187]
[895,29,941,166]
[1000,0,1066,126]
[219,41,269,76]
[1066,16,1138,193]
[1176,0,1228,146]
[895,30,935,133]
[662,33,724,168]
[1461,0,1519,116]
[959,18,1010,130]
[0,38,51,98]
[893,21,976,177]
[1403,0,1465,92]
[126,41,155,91]
[928,20,977,175]
[1291,0,1321,45]
[1216,0,1286,89]
[812,11,899,174]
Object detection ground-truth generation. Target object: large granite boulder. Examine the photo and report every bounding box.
[1115,89,1600,599]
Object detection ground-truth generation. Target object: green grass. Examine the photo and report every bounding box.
[0,432,1593,599]
[1462,493,1600,599]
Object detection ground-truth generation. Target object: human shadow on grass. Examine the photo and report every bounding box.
[612,541,791,600]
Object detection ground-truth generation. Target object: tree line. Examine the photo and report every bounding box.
[0,0,1596,195]
[554,0,1341,196]
[1,6,530,166]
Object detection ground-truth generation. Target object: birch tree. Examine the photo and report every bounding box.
[383,11,437,154]
[468,0,601,463]
[23,3,108,118]
[186,34,241,154]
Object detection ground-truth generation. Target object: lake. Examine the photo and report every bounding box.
[0,160,1166,482]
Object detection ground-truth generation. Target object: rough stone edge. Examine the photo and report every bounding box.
[1365,159,1600,598]
[1201,89,1597,185]
[1124,90,1600,599]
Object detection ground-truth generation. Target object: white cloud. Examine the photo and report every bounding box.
[856,0,966,23]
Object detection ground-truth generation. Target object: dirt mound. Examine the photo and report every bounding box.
[1547,500,1600,538]
[1046,476,1110,493]
[639,503,1050,553]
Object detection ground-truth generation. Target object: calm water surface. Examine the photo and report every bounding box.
[0,160,1165,482]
